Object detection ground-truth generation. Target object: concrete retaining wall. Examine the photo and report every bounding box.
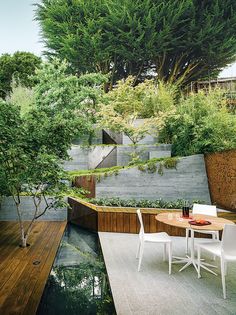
[72,129,103,145]
[88,145,116,169]
[63,146,90,171]
[96,154,211,203]
[122,119,158,145]
[63,144,172,171]
[116,144,171,166]
[0,196,67,221]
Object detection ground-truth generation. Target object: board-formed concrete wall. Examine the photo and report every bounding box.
[63,146,90,171]
[117,144,171,166]
[63,144,172,171]
[0,196,67,221]
[88,145,116,169]
[96,154,211,203]
[72,129,103,145]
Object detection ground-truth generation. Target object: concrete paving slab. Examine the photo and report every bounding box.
[99,232,236,315]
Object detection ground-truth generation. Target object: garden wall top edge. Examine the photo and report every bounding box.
[68,197,181,214]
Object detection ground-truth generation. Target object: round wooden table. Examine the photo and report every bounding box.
[156,212,234,274]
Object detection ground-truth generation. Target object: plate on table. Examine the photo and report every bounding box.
[188,220,211,226]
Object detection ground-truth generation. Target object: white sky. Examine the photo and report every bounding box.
[0,0,43,57]
[0,0,235,78]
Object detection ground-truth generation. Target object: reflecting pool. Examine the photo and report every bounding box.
[37,224,116,315]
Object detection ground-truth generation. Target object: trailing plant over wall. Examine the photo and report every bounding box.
[69,157,179,187]
[88,197,204,209]
[137,157,179,175]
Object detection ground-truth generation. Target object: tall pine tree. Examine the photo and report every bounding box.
[36,0,236,87]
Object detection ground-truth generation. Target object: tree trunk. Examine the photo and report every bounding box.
[21,236,27,248]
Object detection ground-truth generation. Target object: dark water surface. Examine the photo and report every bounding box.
[37,224,116,315]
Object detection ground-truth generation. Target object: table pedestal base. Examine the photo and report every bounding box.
[172,255,217,275]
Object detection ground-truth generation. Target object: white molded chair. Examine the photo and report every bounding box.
[197,224,236,299]
[186,204,219,254]
[136,209,172,274]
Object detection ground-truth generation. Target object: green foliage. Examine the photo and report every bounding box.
[6,81,35,115]
[68,166,125,179]
[128,151,143,166]
[137,157,179,175]
[36,0,236,86]
[0,51,41,99]
[69,157,179,181]
[97,104,153,145]
[33,59,106,144]
[88,197,204,209]
[97,77,176,147]
[0,59,106,245]
[0,99,71,200]
[99,76,177,118]
[159,90,236,155]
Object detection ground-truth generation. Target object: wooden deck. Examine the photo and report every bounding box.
[0,221,67,315]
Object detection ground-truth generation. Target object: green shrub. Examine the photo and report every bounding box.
[159,90,236,156]
[88,197,204,209]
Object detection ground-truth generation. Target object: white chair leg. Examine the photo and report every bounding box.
[136,241,141,259]
[224,261,227,276]
[138,242,144,271]
[197,246,201,278]
[185,229,189,254]
[163,244,167,261]
[212,233,216,261]
[168,243,172,275]
[220,258,226,299]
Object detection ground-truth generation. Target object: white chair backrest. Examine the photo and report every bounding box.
[192,203,217,217]
[221,224,236,256]
[137,209,144,236]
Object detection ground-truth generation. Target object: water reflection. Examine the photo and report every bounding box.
[37,224,116,315]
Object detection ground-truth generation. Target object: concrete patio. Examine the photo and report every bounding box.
[99,233,236,315]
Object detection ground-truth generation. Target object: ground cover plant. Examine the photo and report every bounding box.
[87,197,203,209]
[68,157,179,181]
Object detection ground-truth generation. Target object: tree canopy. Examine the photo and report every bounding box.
[0,51,41,99]
[36,0,236,87]
[0,59,106,247]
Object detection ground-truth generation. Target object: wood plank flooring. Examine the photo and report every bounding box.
[0,221,67,315]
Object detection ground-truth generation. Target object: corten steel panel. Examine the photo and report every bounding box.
[205,150,236,211]
[68,197,98,231]
[73,175,96,198]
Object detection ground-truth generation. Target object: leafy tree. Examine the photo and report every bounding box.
[98,105,152,146]
[0,100,71,247]
[97,76,176,151]
[36,0,236,87]
[0,51,41,98]
[33,59,107,144]
[100,76,177,118]
[6,81,35,115]
[0,59,107,247]
[159,90,236,155]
